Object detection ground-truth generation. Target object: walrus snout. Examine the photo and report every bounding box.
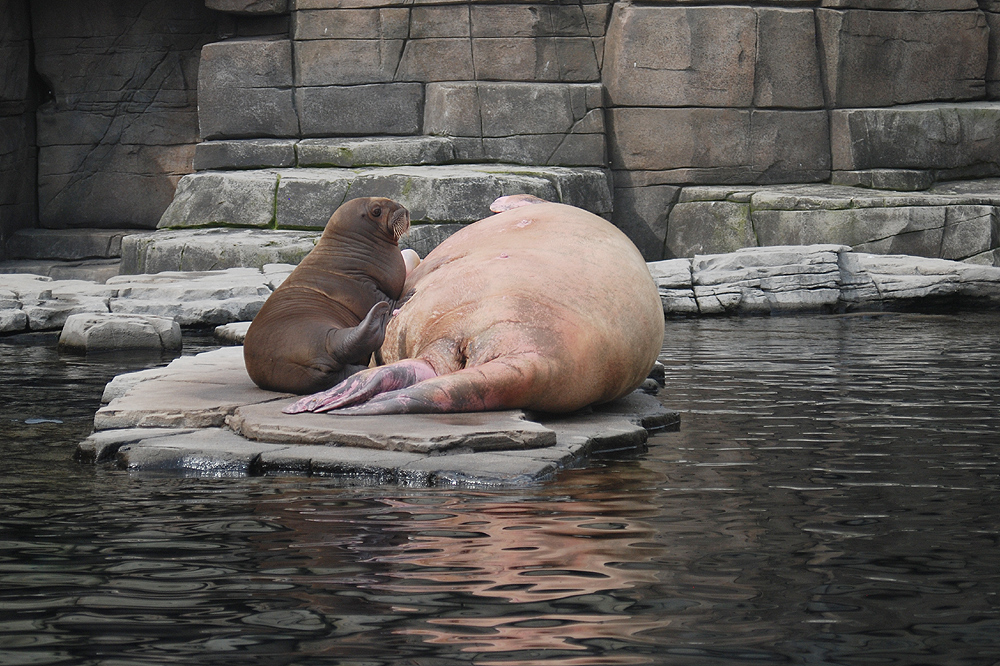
[390,207,410,241]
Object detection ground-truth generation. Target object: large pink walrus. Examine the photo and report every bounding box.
[284,194,665,415]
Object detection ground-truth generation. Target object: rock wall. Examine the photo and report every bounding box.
[3,0,1000,266]
[31,0,220,230]
[0,0,36,257]
[189,0,1000,265]
[197,0,608,164]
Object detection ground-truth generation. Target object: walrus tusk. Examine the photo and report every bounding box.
[401,248,421,276]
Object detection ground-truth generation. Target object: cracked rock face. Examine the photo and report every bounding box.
[32,0,219,230]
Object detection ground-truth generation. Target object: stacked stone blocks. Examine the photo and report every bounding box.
[198,0,609,167]
[5,0,1000,270]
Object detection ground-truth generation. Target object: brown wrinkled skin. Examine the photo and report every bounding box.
[243,197,408,394]
[379,202,665,412]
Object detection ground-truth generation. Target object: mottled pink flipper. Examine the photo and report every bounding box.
[489,194,548,213]
[321,355,545,415]
[282,359,437,414]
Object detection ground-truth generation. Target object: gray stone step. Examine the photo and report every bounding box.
[193,136,458,171]
[157,164,612,231]
[0,258,121,284]
[830,102,1000,186]
[118,224,463,274]
[665,179,1000,265]
[5,228,128,261]
[1,228,129,283]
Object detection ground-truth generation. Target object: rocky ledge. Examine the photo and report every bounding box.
[78,346,678,486]
[649,244,1000,315]
[3,245,1000,340]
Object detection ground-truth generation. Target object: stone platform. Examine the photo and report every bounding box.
[78,346,678,486]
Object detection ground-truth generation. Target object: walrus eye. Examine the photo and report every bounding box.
[370,205,382,219]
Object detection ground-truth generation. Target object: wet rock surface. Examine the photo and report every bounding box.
[81,346,678,486]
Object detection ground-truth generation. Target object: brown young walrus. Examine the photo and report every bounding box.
[243,197,410,394]
[284,194,664,414]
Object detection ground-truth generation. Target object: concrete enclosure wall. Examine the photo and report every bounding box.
[3,0,1000,264]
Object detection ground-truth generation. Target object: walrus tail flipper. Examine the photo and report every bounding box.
[283,359,437,414]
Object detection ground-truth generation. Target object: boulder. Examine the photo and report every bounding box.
[157,170,279,229]
[664,182,1000,262]
[839,252,1000,308]
[611,183,679,261]
[647,258,698,314]
[2,275,115,331]
[647,244,1000,314]
[274,168,355,229]
[296,136,456,167]
[215,321,251,345]
[424,82,605,166]
[5,228,126,260]
[58,312,181,352]
[603,5,756,108]
[691,245,846,315]
[193,139,297,171]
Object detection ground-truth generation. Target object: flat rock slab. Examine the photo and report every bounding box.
[228,401,556,453]
[157,165,613,231]
[648,244,1000,315]
[0,266,293,334]
[81,345,678,486]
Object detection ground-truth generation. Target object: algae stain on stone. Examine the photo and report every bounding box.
[336,147,355,166]
[270,174,281,231]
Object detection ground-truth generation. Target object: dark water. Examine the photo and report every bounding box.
[1,315,998,666]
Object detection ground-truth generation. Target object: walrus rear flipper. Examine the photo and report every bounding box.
[283,359,437,413]
[287,355,547,415]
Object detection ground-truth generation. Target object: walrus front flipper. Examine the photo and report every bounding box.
[326,301,392,368]
[283,359,437,414]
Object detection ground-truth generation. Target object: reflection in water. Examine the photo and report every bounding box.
[276,495,671,663]
[1,315,999,665]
